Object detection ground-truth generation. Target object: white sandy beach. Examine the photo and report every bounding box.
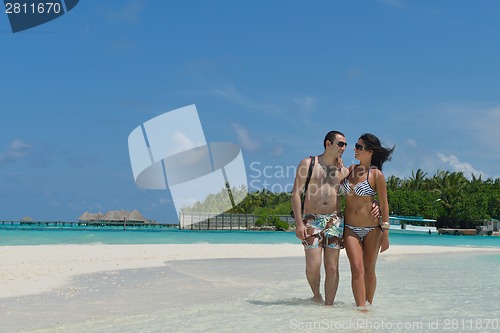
[1,244,499,299]
[2,244,500,333]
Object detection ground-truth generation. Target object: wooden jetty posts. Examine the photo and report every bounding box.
[2,212,296,231]
[0,220,176,229]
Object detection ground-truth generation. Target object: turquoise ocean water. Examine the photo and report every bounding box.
[2,225,500,333]
[1,224,500,248]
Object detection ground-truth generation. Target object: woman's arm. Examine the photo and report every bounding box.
[374,169,390,252]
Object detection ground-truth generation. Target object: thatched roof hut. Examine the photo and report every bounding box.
[79,209,151,223]
[103,210,129,221]
[127,209,147,222]
[94,211,105,221]
[78,211,96,221]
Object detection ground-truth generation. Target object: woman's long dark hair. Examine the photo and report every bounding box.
[359,133,395,171]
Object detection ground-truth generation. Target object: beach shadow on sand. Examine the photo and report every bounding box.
[248,298,350,307]
[248,298,314,306]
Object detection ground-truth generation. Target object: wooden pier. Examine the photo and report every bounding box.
[437,228,478,236]
[1,220,178,229]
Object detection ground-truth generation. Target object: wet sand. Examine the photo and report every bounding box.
[1,244,499,332]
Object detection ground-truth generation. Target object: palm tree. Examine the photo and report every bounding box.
[408,169,428,190]
[386,175,402,190]
[432,170,468,220]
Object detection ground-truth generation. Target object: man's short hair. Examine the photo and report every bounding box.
[323,131,345,149]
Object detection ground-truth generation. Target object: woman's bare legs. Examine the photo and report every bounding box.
[362,228,382,304]
[344,226,382,306]
[344,226,366,306]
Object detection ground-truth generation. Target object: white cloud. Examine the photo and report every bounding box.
[406,138,417,148]
[292,95,320,127]
[231,123,260,152]
[399,102,500,179]
[169,131,207,166]
[383,138,488,180]
[172,131,199,151]
[271,144,284,157]
[212,85,241,101]
[0,140,31,164]
[294,96,317,112]
[211,83,282,116]
[437,153,486,179]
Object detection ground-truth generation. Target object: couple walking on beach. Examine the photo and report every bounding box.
[291,130,394,308]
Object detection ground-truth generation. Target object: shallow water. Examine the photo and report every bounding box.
[2,251,499,333]
[1,226,500,248]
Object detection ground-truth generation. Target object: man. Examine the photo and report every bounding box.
[291,130,349,305]
[291,130,378,306]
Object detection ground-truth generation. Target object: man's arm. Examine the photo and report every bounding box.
[371,201,381,217]
[291,158,309,240]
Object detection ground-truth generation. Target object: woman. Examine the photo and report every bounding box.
[342,133,394,308]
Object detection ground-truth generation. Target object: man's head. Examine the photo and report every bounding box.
[323,130,348,160]
[323,130,347,149]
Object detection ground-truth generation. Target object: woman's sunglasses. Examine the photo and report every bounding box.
[355,143,368,151]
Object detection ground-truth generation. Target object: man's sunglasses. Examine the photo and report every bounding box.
[355,143,367,151]
[335,141,347,148]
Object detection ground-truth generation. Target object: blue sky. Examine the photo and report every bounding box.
[1,0,499,223]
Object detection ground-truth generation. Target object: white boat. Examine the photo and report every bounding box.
[389,216,437,233]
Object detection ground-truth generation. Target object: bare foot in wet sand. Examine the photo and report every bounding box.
[357,302,372,312]
[310,294,324,305]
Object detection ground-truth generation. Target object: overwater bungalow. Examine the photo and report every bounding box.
[78,209,152,223]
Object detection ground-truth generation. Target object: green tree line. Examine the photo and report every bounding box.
[182,169,499,229]
[387,169,499,228]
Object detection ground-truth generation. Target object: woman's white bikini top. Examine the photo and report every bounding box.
[342,166,376,196]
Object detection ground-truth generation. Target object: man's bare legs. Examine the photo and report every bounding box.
[304,247,323,304]
[323,247,340,306]
[304,247,340,305]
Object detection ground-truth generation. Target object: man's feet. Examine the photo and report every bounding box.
[310,294,324,305]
